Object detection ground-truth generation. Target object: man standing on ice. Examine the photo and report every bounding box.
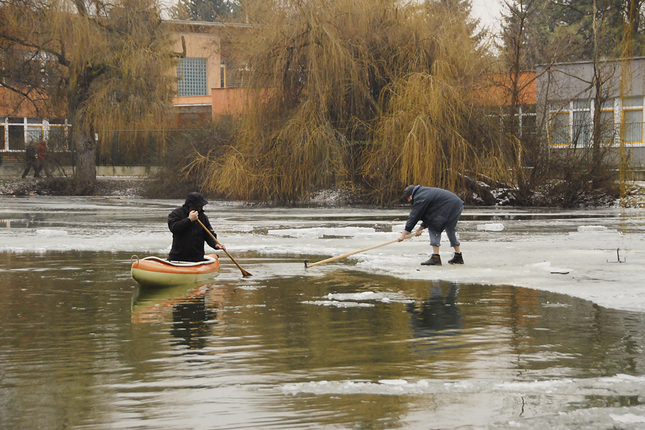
[397,185,464,266]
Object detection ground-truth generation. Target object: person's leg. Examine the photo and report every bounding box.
[421,230,442,265]
[445,205,464,264]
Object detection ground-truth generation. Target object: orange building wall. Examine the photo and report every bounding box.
[0,87,46,117]
[477,72,537,106]
[211,87,276,117]
[170,32,222,105]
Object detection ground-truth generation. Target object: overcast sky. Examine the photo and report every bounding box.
[160,0,506,34]
[471,0,504,33]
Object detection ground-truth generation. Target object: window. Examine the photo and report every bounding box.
[177,57,207,97]
[521,114,537,139]
[48,125,68,150]
[573,98,589,110]
[600,110,615,144]
[551,112,570,145]
[572,111,591,147]
[623,109,643,143]
[8,124,25,150]
[27,125,43,145]
[571,99,591,147]
[220,60,226,88]
[623,96,642,108]
[0,125,5,150]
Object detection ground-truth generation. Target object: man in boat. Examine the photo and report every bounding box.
[397,185,464,266]
[168,192,225,262]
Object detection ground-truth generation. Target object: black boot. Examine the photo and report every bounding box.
[448,252,464,265]
[421,254,442,266]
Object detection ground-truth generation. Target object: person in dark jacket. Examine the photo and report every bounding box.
[21,143,40,178]
[168,192,225,262]
[397,185,464,266]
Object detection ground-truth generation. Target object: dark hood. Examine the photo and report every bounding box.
[184,192,208,208]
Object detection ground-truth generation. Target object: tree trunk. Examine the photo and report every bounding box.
[72,128,97,194]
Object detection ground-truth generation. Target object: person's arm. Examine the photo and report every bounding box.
[201,214,225,250]
[168,209,192,233]
[397,225,424,241]
[398,202,424,241]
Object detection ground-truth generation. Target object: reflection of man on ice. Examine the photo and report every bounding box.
[407,282,463,336]
[397,185,464,266]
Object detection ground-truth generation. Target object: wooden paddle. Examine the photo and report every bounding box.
[304,233,413,269]
[197,219,252,277]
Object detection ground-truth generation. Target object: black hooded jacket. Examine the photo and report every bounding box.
[168,193,219,262]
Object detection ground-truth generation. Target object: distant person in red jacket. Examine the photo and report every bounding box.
[36,140,52,177]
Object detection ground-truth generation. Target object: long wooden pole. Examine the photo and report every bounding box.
[304,234,412,269]
[197,219,252,277]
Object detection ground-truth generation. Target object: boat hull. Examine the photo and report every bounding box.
[131,254,220,287]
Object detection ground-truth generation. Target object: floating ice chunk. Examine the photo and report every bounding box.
[577,225,608,232]
[327,291,378,301]
[610,414,645,424]
[301,300,374,308]
[325,291,409,303]
[267,227,374,239]
[236,285,262,291]
[532,261,571,275]
[379,379,408,386]
[477,223,505,232]
[36,229,68,236]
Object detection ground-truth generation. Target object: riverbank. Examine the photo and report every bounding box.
[3,177,645,208]
[0,177,148,197]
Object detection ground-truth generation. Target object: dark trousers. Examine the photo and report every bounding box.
[22,160,41,178]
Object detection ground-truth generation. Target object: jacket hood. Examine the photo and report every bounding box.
[184,192,208,208]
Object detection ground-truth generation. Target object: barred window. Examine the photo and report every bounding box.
[572,111,591,147]
[551,112,570,145]
[27,125,43,144]
[623,109,643,143]
[177,58,208,97]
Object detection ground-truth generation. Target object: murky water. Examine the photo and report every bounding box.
[2,197,645,429]
[1,250,645,429]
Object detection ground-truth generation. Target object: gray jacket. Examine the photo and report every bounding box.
[405,186,464,233]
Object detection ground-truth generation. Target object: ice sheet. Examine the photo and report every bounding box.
[1,196,645,314]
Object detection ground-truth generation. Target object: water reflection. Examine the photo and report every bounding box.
[133,283,227,349]
[407,282,463,337]
[2,251,645,430]
[170,292,213,349]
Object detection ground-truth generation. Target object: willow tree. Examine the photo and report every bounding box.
[188,0,507,203]
[170,0,242,21]
[0,0,177,193]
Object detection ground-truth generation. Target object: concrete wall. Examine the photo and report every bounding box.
[535,58,645,102]
[0,163,158,178]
